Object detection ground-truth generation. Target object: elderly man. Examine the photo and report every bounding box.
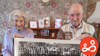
[57,3,95,40]
[57,3,96,56]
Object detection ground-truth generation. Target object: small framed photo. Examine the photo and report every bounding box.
[43,17,50,28]
[55,19,61,28]
[30,21,37,28]
[38,19,44,28]
[41,30,49,36]
[33,31,37,36]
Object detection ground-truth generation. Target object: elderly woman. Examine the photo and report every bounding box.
[2,10,34,56]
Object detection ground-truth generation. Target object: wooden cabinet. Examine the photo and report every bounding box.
[0,45,2,56]
[30,28,59,39]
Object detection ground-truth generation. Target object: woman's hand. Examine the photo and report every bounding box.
[13,34,22,38]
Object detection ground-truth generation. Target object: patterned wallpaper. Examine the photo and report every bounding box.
[0,0,99,45]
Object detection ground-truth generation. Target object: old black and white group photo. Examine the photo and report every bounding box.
[18,41,81,56]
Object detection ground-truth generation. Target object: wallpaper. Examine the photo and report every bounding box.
[0,0,99,45]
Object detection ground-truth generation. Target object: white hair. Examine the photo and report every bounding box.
[9,10,29,27]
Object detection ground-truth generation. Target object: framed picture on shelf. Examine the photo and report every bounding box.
[33,31,37,36]
[43,17,50,28]
[41,30,49,36]
[55,19,61,28]
[30,21,37,28]
[38,19,44,28]
[14,38,81,56]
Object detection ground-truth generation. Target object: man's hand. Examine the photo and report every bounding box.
[76,34,87,40]
[13,34,22,38]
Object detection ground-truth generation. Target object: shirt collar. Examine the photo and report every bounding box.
[70,21,83,29]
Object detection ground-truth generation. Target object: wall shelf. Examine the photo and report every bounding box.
[30,28,59,30]
[30,28,59,39]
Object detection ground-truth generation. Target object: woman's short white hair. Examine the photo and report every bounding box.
[9,10,29,27]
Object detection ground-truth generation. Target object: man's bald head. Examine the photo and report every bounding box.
[69,3,83,13]
[68,3,84,28]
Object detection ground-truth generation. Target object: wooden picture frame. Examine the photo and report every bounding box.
[43,17,50,28]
